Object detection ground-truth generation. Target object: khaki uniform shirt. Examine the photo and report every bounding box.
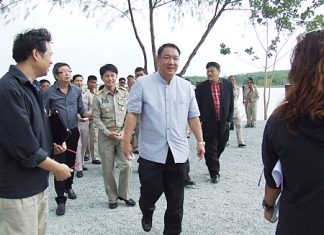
[92,86,129,136]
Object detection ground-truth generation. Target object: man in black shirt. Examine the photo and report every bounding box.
[0,28,71,235]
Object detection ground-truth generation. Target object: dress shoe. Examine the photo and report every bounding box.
[76,171,83,178]
[65,189,77,199]
[84,155,90,161]
[92,160,101,165]
[141,215,153,232]
[109,202,118,209]
[185,180,195,186]
[118,196,136,206]
[56,203,65,216]
[238,143,247,147]
[133,150,139,154]
[83,166,88,171]
[211,174,220,184]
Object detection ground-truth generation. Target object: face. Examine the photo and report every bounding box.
[119,80,126,88]
[127,76,136,87]
[135,70,145,78]
[207,66,220,82]
[40,82,50,91]
[248,81,253,88]
[228,76,235,85]
[37,42,53,77]
[101,70,117,90]
[157,47,179,81]
[55,65,72,83]
[87,80,97,91]
[72,76,83,88]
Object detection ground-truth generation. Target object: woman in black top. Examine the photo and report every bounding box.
[262,29,324,235]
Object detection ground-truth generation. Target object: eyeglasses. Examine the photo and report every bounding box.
[57,70,72,74]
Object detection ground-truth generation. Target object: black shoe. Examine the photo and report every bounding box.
[211,174,220,184]
[141,215,153,232]
[83,166,88,171]
[56,203,65,216]
[185,180,195,186]
[238,143,247,147]
[76,171,83,178]
[133,150,139,154]
[109,202,118,209]
[65,189,77,199]
[118,196,136,206]
[92,160,101,165]
[84,155,90,161]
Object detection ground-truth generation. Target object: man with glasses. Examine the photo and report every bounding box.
[43,63,92,216]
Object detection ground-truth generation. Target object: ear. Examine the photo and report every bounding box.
[31,48,39,61]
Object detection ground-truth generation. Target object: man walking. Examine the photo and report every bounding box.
[195,62,233,183]
[43,62,92,215]
[123,43,205,234]
[0,28,71,235]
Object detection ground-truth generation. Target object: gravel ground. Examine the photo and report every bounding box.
[47,120,276,235]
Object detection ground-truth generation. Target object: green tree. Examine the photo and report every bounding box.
[220,0,323,120]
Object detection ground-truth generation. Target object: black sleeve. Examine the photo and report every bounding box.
[0,88,48,168]
[262,119,280,188]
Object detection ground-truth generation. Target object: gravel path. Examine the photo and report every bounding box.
[47,120,276,235]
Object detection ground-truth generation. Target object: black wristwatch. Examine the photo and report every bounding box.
[262,200,274,211]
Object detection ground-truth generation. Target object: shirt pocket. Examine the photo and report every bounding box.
[99,102,113,118]
[116,96,128,112]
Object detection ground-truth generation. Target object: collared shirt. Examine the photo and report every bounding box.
[128,72,200,164]
[43,82,86,129]
[93,86,128,136]
[0,65,52,198]
[210,80,221,121]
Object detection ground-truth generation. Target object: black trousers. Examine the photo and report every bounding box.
[205,126,229,177]
[54,127,79,203]
[138,149,186,234]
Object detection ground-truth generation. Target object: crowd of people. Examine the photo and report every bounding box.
[1,27,322,235]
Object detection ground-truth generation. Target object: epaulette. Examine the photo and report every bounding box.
[95,89,104,95]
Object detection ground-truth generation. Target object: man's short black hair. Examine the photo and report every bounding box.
[157,43,181,57]
[52,62,71,78]
[87,75,97,81]
[206,62,220,71]
[39,79,50,85]
[119,77,126,82]
[12,28,52,63]
[99,64,118,76]
[72,74,83,81]
[135,67,145,73]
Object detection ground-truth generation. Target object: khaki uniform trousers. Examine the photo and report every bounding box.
[232,108,244,145]
[98,131,132,203]
[75,120,90,171]
[89,120,100,161]
[0,189,48,235]
[246,101,257,126]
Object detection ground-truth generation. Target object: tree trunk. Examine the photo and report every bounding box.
[149,0,157,71]
[127,0,148,73]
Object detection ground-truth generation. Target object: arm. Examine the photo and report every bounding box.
[263,185,281,222]
[122,113,139,160]
[188,117,205,160]
[38,157,71,181]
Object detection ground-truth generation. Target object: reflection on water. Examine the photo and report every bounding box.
[237,87,285,121]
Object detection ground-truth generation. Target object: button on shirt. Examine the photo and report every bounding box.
[92,86,129,136]
[43,82,86,129]
[128,72,200,164]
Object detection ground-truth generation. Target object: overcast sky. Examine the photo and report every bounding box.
[1,1,302,83]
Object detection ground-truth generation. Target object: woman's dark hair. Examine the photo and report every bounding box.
[273,29,324,131]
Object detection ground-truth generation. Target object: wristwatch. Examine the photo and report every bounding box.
[197,141,205,145]
[262,200,274,211]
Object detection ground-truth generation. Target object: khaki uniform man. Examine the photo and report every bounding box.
[92,64,135,209]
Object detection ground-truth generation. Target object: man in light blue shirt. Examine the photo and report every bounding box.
[123,43,205,234]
